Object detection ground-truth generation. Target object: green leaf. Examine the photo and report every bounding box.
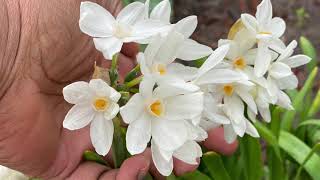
[202,152,231,180]
[83,150,109,166]
[254,121,282,161]
[177,170,212,180]
[281,67,318,131]
[294,143,320,180]
[279,131,320,180]
[307,89,320,117]
[298,119,320,129]
[240,135,264,180]
[124,65,141,83]
[300,36,317,72]
[112,118,128,168]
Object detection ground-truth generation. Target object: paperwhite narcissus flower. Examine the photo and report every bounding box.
[143,0,213,60]
[79,1,168,60]
[241,0,286,77]
[150,120,207,176]
[120,77,204,155]
[63,79,121,156]
[266,40,311,109]
[138,31,202,83]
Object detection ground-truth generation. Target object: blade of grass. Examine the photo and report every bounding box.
[297,119,320,129]
[177,170,212,180]
[281,67,318,131]
[307,89,320,117]
[202,152,231,180]
[294,143,320,180]
[300,36,317,72]
[83,150,109,166]
[240,135,264,180]
[255,121,282,161]
[279,131,320,180]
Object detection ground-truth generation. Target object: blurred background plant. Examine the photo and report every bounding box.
[122,0,320,180]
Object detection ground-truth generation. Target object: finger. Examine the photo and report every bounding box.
[173,158,199,176]
[142,149,165,180]
[203,127,238,155]
[100,169,118,180]
[66,162,112,180]
[116,153,150,180]
[121,43,140,59]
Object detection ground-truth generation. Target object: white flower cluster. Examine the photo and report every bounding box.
[62,0,311,176]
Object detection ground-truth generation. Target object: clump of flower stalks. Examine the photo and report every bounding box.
[62,0,312,177]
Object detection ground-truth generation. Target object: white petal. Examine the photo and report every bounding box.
[174,141,202,165]
[224,124,238,144]
[241,14,258,34]
[256,0,273,25]
[200,119,220,131]
[203,94,230,124]
[120,94,145,124]
[93,37,123,60]
[167,63,198,81]
[223,95,246,136]
[258,105,271,123]
[128,20,170,42]
[116,2,145,25]
[154,31,185,65]
[277,75,298,90]
[164,92,204,120]
[196,45,230,79]
[176,39,213,61]
[254,41,271,77]
[152,120,188,151]
[185,121,208,141]
[63,81,91,104]
[126,112,152,155]
[104,102,119,120]
[247,108,257,122]
[235,87,258,114]
[245,119,260,138]
[144,35,163,66]
[195,69,243,85]
[150,0,171,23]
[89,79,110,96]
[139,76,155,99]
[270,17,286,38]
[63,104,95,130]
[174,16,197,38]
[243,48,258,65]
[266,76,280,103]
[79,2,115,37]
[154,80,200,99]
[269,62,293,79]
[90,115,114,156]
[276,91,294,110]
[281,55,312,68]
[151,141,173,176]
[278,40,297,60]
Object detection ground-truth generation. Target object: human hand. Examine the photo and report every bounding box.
[0,0,237,179]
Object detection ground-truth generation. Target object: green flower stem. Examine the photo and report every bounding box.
[124,64,141,83]
[112,117,128,168]
[125,76,143,88]
[110,54,119,87]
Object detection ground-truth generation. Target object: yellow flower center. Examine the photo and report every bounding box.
[148,100,164,117]
[259,31,272,35]
[223,84,234,96]
[93,97,109,111]
[153,64,167,75]
[233,57,246,70]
